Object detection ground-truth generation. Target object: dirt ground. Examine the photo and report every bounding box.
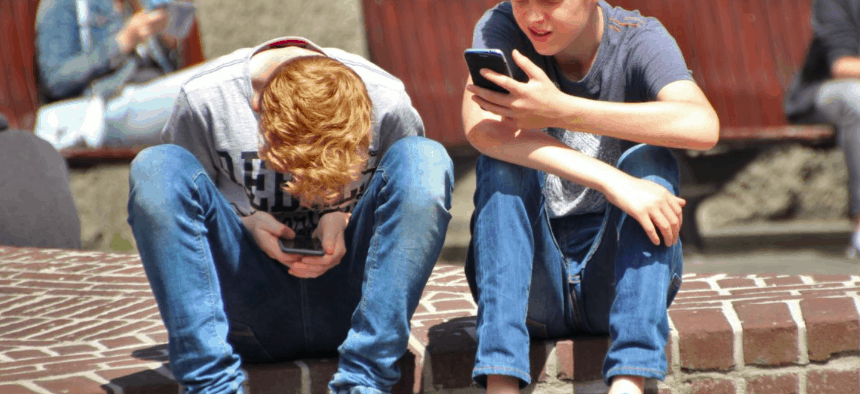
[67,1,853,255]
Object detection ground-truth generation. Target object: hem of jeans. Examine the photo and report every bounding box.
[329,385,387,394]
[604,365,665,385]
[473,365,531,388]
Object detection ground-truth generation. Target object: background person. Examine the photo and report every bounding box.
[461,1,719,393]
[784,0,860,257]
[35,0,199,150]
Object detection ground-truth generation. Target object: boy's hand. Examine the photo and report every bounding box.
[240,211,305,270]
[604,175,685,247]
[290,212,351,279]
[466,49,567,130]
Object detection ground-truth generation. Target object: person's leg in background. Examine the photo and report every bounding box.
[816,79,860,256]
[104,64,205,147]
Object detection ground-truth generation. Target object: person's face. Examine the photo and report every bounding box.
[511,0,599,57]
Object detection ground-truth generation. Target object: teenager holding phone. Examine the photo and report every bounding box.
[461,1,719,393]
[127,37,453,394]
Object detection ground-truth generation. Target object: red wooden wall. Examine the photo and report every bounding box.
[361,0,818,147]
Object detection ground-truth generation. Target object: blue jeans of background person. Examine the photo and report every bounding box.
[465,144,683,387]
[127,137,453,394]
[816,79,860,219]
[34,64,202,150]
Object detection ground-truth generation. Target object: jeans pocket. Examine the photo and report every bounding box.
[227,320,275,363]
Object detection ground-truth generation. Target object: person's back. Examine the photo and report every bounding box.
[0,114,81,249]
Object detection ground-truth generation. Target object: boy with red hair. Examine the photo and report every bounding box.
[128,37,453,394]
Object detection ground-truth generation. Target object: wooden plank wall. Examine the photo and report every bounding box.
[362,0,499,147]
[362,0,818,146]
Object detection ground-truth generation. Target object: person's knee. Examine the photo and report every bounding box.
[382,136,454,206]
[617,145,680,195]
[128,144,199,216]
[818,81,860,123]
[475,154,541,198]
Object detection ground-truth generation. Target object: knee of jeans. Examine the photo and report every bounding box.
[475,155,540,196]
[382,136,454,209]
[129,145,199,217]
[617,145,679,194]
[818,82,860,123]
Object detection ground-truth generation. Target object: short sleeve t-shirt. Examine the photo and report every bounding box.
[473,1,693,217]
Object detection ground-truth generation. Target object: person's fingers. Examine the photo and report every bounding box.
[471,95,514,118]
[633,211,661,246]
[511,49,547,81]
[660,204,682,245]
[650,209,674,246]
[479,68,517,94]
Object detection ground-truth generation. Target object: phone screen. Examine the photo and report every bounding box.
[464,49,513,94]
[279,236,325,256]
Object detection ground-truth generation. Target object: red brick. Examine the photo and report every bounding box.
[35,376,106,394]
[800,297,860,361]
[100,336,147,349]
[746,374,799,394]
[429,292,469,300]
[809,274,853,283]
[669,309,734,371]
[679,281,711,290]
[687,378,735,394]
[68,298,140,319]
[801,288,860,298]
[732,283,840,295]
[147,332,169,343]
[121,305,161,320]
[86,275,152,284]
[0,384,42,394]
[0,286,42,294]
[431,300,476,312]
[764,276,805,286]
[674,290,720,300]
[48,289,126,297]
[735,303,798,366]
[15,272,88,282]
[54,320,127,341]
[557,340,574,380]
[29,320,103,341]
[717,278,757,289]
[806,369,860,394]
[4,349,48,360]
[422,284,471,293]
[50,344,100,355]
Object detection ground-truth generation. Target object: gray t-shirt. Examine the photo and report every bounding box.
[473,1,692,217]
[163,37,423,233]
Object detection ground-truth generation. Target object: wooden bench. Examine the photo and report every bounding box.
[0,0,206,163]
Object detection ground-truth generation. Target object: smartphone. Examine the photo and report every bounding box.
[463,48,514,94]
[279,235,325,256]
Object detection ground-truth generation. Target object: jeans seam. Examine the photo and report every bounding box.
[473,365,531,378]
[606,365,665,376]
[190,169,231,356]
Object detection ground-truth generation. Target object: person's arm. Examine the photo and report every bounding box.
[813,0,860,79]
[463,76,687,246]
[469,49,720,150]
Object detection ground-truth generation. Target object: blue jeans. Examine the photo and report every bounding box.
[127,137,453,394]
[465,144,683,387]
[816,79,860,218]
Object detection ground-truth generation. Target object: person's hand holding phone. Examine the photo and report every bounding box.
[466,49,568,131]
[116,9,170,54]
[287,212,350,279]
[240,211,306,271]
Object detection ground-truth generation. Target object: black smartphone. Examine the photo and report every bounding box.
[279,235,325,256]
[463,48,514,94]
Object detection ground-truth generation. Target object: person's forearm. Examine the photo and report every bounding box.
[554,94,718,150]
[832,56,860,79]
[465,117,631,196]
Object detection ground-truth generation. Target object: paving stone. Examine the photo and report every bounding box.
[746,373,800,394]
[735,302,799,366]
[669,309,734,371]
[800,297,860,361]
[806,368,860,394]
[687,378,735,394]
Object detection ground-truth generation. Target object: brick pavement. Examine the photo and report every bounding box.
[1,246,859,394]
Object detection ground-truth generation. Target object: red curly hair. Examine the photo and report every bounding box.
[258,55,373,207]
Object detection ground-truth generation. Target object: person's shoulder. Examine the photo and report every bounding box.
[180,48,253,97]
[603,1,670,39]
[325,48,409,98]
